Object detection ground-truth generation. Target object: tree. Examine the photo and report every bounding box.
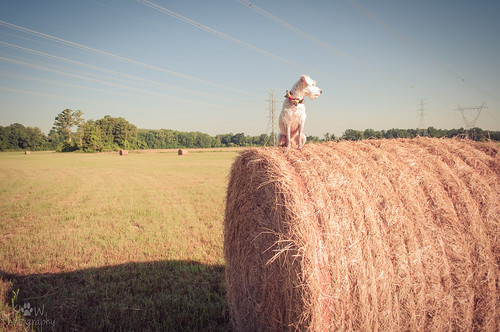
[323,132,336,141]
[73,110,84,147]
[426,126,445,138]
[0,124,49,151]
[218,134,233,147]
[341,129,364,141]
[95,115,137,150]
[8,123,29,149]
[231,133,246,146]
[257,134,269,146]
[307,135,321,143]
[81,120,104,152]
[47,129,65,151]
[363,129,377,139]
[0,126,8,150]
[25,126,47,150]
[385,128,410,139]
[53,109,83,144]
[194,132,213,148]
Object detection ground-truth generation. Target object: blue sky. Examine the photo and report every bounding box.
[1,0,499,137]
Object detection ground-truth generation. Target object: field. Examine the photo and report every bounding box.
[0,150,240,331]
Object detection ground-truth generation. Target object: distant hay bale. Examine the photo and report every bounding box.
[224,138,499,331]
[178,149,188,155]
[119,150,128,156]
[24,151,31,155]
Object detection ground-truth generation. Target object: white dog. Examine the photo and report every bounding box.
[278,74,322,151]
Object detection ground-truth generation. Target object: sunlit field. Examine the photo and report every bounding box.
[0,150,239,331]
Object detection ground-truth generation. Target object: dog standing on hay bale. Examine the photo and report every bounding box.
[224,138,499,331]
[278,74,322,152]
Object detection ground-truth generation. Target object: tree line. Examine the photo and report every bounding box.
[331,127,500,142]
[1,109,499,152]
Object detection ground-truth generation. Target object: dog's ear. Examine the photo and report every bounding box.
[301,75,308,83]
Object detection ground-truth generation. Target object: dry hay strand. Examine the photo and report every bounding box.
[224,138,499,331]
[178,149,188,155]
[119,150,128,156]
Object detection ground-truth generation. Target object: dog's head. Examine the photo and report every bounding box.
[298,74,322,100]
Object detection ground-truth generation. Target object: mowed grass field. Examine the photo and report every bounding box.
[0,150,241,331]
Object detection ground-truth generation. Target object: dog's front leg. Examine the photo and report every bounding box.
[297,123,305,150]
[285,125,291,153]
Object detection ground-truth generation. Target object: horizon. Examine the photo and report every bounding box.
[3,115,498,140]
[1,0,499,137]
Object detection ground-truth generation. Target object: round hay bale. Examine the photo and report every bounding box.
[178,149,188,155]
[224,138,499,331]
[119,150,128,156]
[24,151,31,155]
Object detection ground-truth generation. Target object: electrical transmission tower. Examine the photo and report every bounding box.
[455,103,487,129]
[265,90,280,146]
[417,99,426,129]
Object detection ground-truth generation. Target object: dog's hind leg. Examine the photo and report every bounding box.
[278,133,287,147]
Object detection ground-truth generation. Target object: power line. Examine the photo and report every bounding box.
[0,85,163,111]
[417,99,426,129]
[137,0,321,76]
[346,0,499,102]
[0,41,256,106]
[0,19,260,98]
[0,56,223,107]
[138,0,396,101]
[455,103,487,129]
[236,0,430,95]
[265,90,279,146]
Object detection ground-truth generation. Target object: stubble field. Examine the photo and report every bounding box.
[0,150,240,331]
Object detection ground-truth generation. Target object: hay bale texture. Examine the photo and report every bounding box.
[178,149,188,155]
[224,138,499,331]
[119,149,128,156]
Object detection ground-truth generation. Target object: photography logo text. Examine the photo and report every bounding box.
[2,301,56,331]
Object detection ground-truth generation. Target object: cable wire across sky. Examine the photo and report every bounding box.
[0,19,260,98]
[0,0,498,135]
[346,0,499,103]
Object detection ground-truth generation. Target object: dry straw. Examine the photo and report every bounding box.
[178,149,188,155]
[119,149,128,156]
[224,138,499,331]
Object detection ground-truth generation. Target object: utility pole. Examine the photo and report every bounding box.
[455,103,487,130]
[265,90,279,146]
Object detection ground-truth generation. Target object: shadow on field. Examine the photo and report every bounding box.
[1,261,231,331]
